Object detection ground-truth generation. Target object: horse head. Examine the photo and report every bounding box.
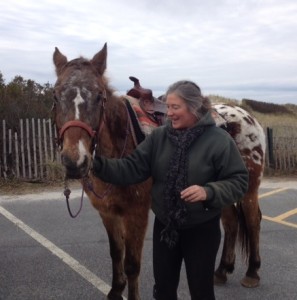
[52,43,108,179]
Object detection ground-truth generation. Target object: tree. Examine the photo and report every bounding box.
[0,72,54,129]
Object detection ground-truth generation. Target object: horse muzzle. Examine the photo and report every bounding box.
[61,153,91,179]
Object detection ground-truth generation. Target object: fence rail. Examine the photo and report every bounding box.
[1,119,297,180]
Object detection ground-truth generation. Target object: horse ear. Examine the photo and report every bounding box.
[53,47,68,76]
[91,43,107,75]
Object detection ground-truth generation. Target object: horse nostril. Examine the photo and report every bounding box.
[60,153,90,179]
[61,154,77,169]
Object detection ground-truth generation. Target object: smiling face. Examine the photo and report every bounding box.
[166,93,198,129]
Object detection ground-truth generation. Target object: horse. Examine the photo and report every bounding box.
[126,80,266,288]
[211,104,266,288]
[52,43,152,300]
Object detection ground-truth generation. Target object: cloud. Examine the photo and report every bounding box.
[0,0,297,103]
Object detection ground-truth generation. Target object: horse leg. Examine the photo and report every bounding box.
[214,205,238,285]
[239,190,262,288]
[123,209,149,300]
[101,214,127,300]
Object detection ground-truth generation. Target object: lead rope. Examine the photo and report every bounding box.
[63,101,131,217]
[64,177,85,218]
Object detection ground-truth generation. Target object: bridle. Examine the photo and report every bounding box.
[57,89,130,218]
[57,89,108,153]
[59,120,96,141]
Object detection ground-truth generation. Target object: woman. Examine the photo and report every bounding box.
[92,80,248,300]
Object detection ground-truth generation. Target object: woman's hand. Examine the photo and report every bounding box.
[180,185,207,202]
[92,155,103,178]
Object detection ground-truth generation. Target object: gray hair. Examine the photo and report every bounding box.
[164,80,211,119]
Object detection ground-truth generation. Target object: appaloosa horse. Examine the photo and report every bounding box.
[127,80,266,288]
[211,104,266,288]
[52,43,151,300]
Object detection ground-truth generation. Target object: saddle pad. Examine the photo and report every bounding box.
[124,95,160,144]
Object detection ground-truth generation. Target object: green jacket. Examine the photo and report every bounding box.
[93,111,249,228]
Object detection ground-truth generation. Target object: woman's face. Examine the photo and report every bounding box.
[166,93,197,129]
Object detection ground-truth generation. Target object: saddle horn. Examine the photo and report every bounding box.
[127,76,152,101]
[129,76,141,88]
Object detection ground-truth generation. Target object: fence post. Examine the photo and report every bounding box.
[32,118,38,178]
[2,120,7,178]
[267,127,275,168]
[14,132,20,178]
[26,119,32,179]
[20,119,26,178]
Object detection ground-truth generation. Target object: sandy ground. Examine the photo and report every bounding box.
[261,176,297,189]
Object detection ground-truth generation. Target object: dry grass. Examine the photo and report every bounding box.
[0,178,64,195]
[0,178,81,196]
[208,94,297,128]
[208,94,240,106]
[251,111,297,128]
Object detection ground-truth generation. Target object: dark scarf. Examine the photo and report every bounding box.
[160,125,206,249]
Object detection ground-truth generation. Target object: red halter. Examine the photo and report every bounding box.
[59,120,96,139]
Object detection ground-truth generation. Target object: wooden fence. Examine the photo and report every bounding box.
[0,118,61,180]
[1,119,297,180]
[266,126,297,172]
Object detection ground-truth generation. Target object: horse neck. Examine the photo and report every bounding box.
[95,95,135,158]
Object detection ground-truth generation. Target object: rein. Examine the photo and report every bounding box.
[62,95,131,218]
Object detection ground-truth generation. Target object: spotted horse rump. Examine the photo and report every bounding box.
[212,104,266,288]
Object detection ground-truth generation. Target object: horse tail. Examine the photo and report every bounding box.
[236,201,262,262]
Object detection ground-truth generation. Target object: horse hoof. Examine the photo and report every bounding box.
[107,291,124,300]
[214,273,227,285]
[240,276,260,288]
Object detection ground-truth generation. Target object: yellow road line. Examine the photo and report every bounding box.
[273,208,297,222]
[263,215,297,229]
[259,187,289,199]
[260,187,297,228]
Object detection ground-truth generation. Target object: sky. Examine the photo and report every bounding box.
[1,0,297,104]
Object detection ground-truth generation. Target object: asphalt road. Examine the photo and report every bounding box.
[0,181,296,300]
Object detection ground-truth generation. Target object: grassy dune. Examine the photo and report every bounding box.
[208,95,297,128]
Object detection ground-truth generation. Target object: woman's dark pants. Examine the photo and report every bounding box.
[153,216,221,300]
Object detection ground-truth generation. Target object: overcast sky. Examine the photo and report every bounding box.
[1,0,297,104]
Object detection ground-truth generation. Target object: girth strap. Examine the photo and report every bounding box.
[125,99,145,145]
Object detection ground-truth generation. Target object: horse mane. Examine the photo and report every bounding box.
[96,84,131,156]
[66,57,90,67]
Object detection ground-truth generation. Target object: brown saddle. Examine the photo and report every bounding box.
[126,76,167,117]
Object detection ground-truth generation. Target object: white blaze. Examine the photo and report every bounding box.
[74,88,84,119]
[77,140,88,166]
[72,88,90,166]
